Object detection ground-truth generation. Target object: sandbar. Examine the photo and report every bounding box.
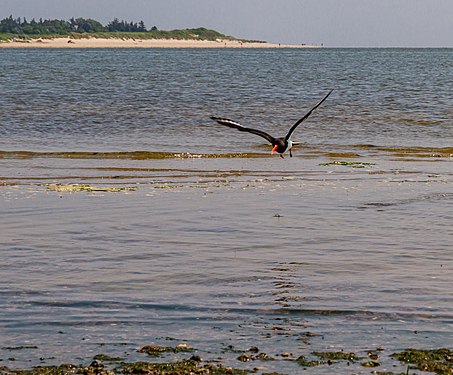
[0,36,317,49]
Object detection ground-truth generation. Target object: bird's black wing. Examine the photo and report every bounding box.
[285,90,333,141]
[210,117,276,144]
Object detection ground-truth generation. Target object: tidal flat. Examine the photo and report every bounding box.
[1,149,452,375]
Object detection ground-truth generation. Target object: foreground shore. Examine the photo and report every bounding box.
[0,36,317,49]
[1,344,451,374]
[1,150,451,374]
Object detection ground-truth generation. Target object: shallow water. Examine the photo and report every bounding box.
[0,48,452,374]
[1,48,452,153]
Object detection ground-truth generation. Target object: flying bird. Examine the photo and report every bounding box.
[211,90,333,158]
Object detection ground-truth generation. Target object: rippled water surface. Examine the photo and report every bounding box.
[0,48,452,374]
[1,48,452,152]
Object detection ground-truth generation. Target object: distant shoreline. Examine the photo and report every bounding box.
[0,36,318,49]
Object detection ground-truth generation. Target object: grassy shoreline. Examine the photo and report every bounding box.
[0,28,318,48]
[0,28,265,43]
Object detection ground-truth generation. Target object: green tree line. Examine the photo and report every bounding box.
[0,15,158,34]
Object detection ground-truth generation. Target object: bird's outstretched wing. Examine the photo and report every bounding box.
[285,90,333,141]
[210,116,276,144]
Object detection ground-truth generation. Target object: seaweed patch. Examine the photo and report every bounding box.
[391,348,453,374]
[137,344,194,357]
[46,184,137,193]
[319,161,375,168]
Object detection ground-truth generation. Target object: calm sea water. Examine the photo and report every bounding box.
[0,48,452,374]
[1,48,452,152]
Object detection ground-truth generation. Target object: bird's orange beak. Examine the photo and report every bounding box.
[271,145,278,154]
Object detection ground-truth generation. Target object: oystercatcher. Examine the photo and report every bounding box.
[211,90,333,158]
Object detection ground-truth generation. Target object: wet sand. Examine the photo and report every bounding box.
[1,148,452,374]
[0,37,316,49]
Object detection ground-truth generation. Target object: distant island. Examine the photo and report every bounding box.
[0,15,317,48]
[0,15,263,43]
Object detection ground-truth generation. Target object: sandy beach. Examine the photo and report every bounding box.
[0,36,316,48]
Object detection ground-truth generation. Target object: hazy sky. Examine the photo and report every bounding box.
[2,0,452,47]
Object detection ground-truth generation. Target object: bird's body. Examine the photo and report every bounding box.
[211,90,333,158]
[272,138,293,156]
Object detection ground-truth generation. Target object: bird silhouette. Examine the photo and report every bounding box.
[211,90,333,158]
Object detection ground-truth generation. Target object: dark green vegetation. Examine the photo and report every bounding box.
[2,348,451,375]
[0,15,150,34]
[0,15,261,42]
[137,344,194,357]
[296,351,360,368]
[312,351,359,362]
[1,358,250,375]
[120,359,250,375]
[391,348,453,375]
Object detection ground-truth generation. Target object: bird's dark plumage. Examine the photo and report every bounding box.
[211,90,333,158]
[209,117,277,144]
